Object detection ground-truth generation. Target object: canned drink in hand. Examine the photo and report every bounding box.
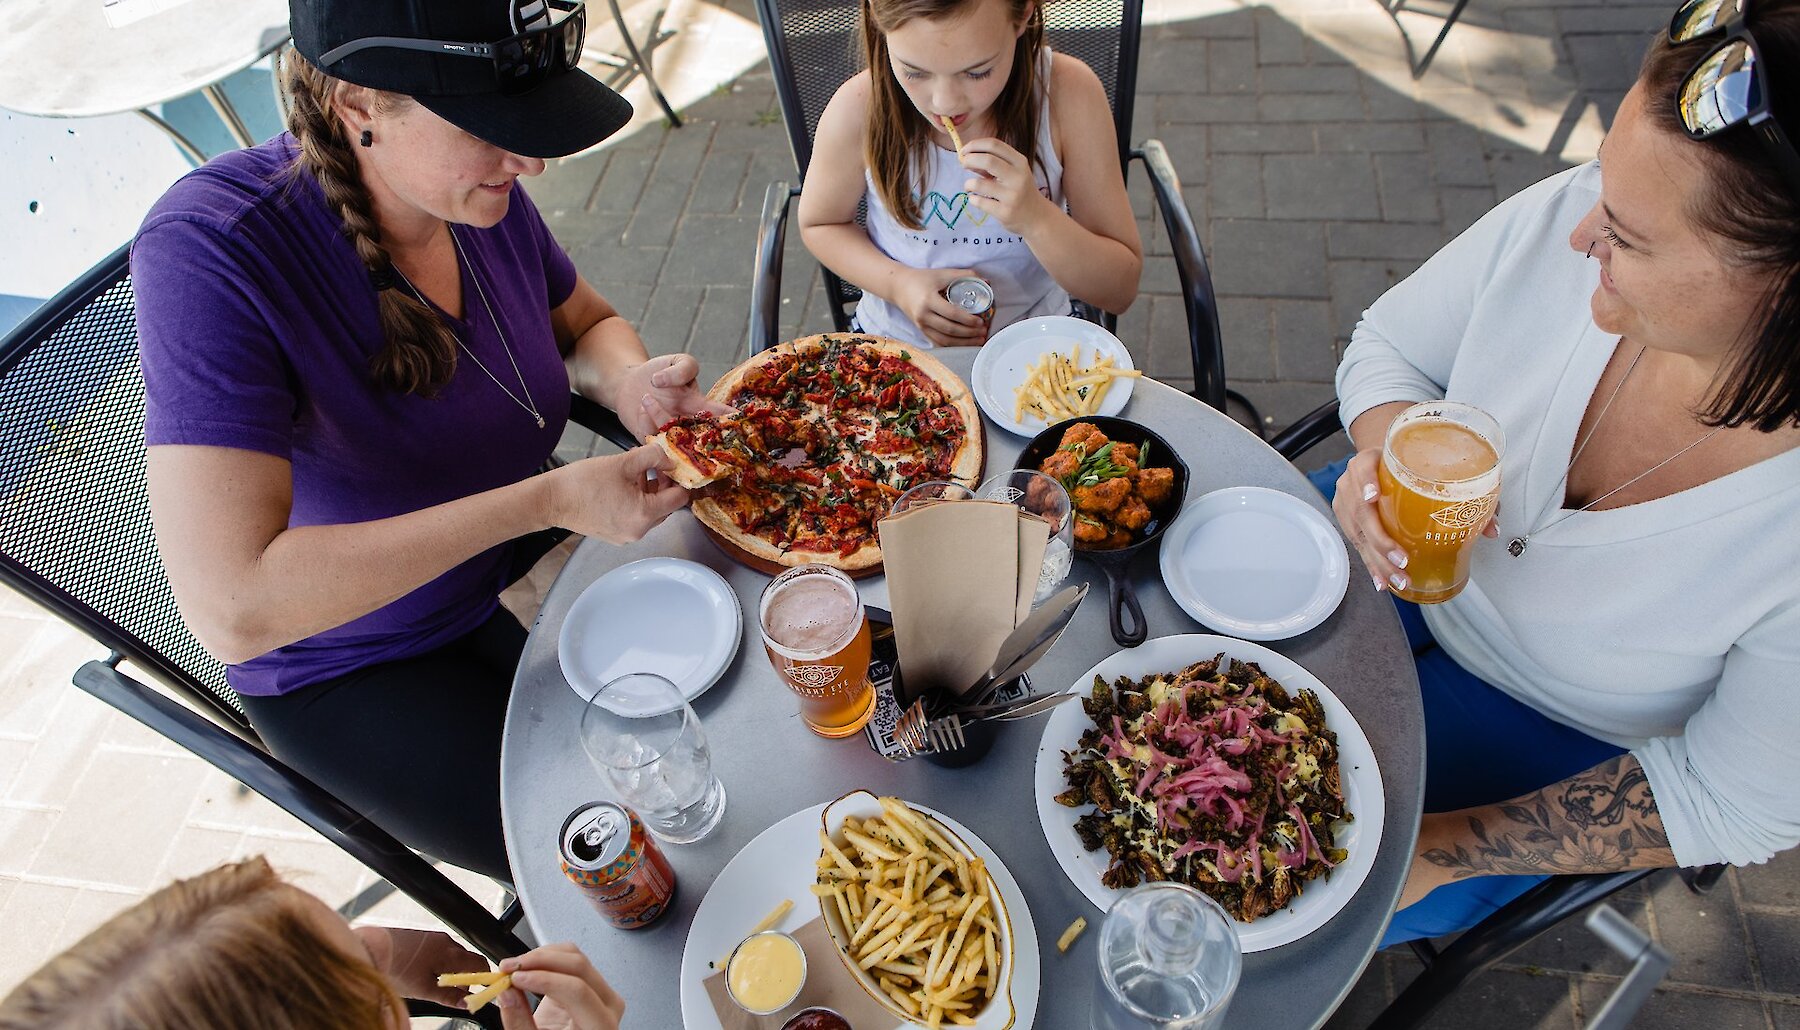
[559,801,677,929]
[944,276,995,331]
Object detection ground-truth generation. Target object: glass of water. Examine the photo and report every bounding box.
[978,469,1074,604]
[579,673,726,844]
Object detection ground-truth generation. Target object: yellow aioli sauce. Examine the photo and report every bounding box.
[728,932,805,1013]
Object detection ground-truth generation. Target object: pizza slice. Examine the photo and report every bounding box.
[647,411,758,489]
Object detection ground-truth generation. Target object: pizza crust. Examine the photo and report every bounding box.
[691,499,886,571]
[646,430,725,489]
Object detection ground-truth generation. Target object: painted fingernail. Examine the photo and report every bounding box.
[1372,574,1386,593]
[1361,483,1377,502]
[1388,550,1408,569]
[1389,572,1409,592]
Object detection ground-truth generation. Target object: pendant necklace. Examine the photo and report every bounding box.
[1507,344,1721,557]
[393,226,547,430]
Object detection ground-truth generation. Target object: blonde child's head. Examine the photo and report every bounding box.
[861,0,1046,229]
[0,857,407,1030]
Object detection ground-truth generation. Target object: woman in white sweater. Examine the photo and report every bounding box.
[1321,0,1800,944]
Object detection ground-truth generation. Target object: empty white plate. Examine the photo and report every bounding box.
[970,315,1137,436]
[1158,487,1350,640]
[557,557,742,714]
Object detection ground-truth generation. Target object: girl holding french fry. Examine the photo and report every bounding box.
[798,0,1143,347]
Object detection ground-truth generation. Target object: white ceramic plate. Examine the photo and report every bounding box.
[1033,634,1385,953]
[1159,487,1350,641]
[557,557,742,714]
[971,316,1137,437]
[679,801,1041,1030]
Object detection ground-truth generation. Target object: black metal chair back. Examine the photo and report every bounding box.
[0,245,244,729]
[753,0,1144,332]
[0,245,527,962]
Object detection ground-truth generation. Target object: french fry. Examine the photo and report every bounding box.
[941,115,966,161]
[1057,915,1089,953]
[436,971,507,988]
[465,973,514,1013]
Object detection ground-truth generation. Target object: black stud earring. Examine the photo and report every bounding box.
[359,129,373,148]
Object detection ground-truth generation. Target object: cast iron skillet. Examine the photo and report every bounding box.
[1015,415,1190,648]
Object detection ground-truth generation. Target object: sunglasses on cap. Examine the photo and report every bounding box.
[1669,0,1800,196]
[317,0,587,96]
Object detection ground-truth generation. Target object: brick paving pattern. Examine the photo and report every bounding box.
[6,0,1800,1024]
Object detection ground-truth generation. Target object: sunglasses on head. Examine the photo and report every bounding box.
[318,0,587,96]
[1668,0,1800,196]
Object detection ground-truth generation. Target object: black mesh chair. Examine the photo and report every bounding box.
[1269,405,1727,1030]
[745,0,1252,423]
[0,246,634,1011]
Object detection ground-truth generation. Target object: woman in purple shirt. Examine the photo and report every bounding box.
[131,0,714,880]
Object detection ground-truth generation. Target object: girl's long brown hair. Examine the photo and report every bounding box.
[863,0,1045,230]
[280,49,460,396]
[0,857,406,1030]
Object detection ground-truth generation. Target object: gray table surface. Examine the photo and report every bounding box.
[501,351,1425,1029]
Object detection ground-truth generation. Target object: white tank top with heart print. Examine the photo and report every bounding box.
[853,48,1068,348]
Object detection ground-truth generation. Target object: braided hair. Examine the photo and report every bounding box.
[279,49,459,395]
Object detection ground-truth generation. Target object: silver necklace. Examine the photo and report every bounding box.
[393,227,546,430]
[1507,344,1722,556]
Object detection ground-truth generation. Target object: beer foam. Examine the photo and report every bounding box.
[763,575,857,655]
[1388,419,1499,500]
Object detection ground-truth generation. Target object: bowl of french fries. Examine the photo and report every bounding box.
[813,791,1015,1030]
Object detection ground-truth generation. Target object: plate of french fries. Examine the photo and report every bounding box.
[677,793,1039,1030]
[970,315,1141,437]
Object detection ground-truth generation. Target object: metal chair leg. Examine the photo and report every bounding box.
[604,0,682,126]
[136,109,208,165]
[1681,863,1726,894]
[200,83,258,148]
[1408,0,1471,79]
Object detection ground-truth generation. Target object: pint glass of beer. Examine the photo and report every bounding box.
[758,564,875,737]
[1376,401,1504,604]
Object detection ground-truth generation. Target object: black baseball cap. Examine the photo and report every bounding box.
[289,0,635,158]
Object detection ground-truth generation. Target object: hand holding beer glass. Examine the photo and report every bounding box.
[1371,402,1504,604]
[758,564,876,737]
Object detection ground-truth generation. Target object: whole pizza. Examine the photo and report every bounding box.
[649,334,984,572]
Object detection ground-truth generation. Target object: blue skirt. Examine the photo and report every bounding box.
[1307,459,1624,947]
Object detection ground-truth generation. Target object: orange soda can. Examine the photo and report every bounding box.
[559,801,677,929]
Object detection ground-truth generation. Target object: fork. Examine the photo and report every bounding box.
[924,713,967,752]
[894,697,933,755]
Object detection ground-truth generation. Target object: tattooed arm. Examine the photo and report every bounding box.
[1398,755,1675,908]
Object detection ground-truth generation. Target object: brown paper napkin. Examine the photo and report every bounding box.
[879,500,1020,700]
[703,917,900,1029]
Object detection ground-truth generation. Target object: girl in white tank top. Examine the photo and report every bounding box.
[796,0,1142,349]
[853,49,1068,347]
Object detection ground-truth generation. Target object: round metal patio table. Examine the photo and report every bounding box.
[0,0,289,163]
[501,349,1425,1028]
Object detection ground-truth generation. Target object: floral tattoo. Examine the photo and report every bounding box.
[1421,756,1674,879]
